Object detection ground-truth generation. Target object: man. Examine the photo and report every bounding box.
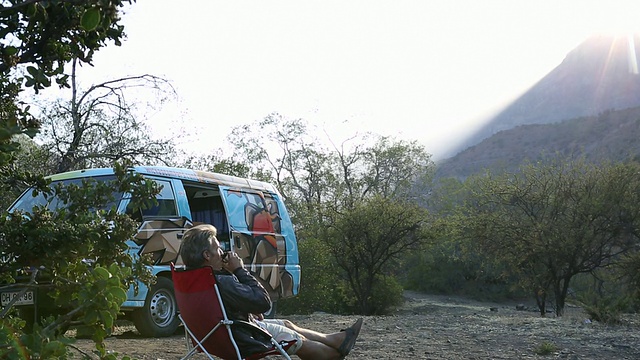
[179,224,363,360]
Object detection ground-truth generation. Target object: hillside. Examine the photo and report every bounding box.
[436,105,640,179]
[445,34,640,158]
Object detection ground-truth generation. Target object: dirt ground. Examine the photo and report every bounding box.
[72,291,640,359]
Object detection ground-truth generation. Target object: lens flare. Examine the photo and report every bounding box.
[628,35,638,74]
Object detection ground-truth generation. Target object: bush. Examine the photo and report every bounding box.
[403,245,467,294]
[402,240,519,301]
[571,271,634,324]
[577,291,629,324]
[366,275,404,315]
[279,238,348,315]
[534,341,558,355]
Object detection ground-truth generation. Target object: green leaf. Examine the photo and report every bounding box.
[93,267,111,280]
[26,66,38,77]
[4,46,17,56]
[108,287,127,303]
[81,8,101,31]
[84,310,99,325]
[100,310,114,329]
[26,4,37,17]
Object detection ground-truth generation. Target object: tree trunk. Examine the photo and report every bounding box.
[554,277,571,317]
[535,288,546,317]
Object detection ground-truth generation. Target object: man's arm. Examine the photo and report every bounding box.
[216,252,272,314]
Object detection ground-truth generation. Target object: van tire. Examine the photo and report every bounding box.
[132,276,179,337]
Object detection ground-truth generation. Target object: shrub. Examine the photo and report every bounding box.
[366,275,404,315]
[534,341,558,355]
[577,291,629,325]
[279,238,347,315]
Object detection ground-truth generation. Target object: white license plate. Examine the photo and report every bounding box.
[1,290,34,306]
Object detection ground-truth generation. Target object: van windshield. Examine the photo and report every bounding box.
[10,175,120,213]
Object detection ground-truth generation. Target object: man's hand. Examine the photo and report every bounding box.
[223,252,244,273]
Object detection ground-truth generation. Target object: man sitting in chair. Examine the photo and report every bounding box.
[179,224,363,360]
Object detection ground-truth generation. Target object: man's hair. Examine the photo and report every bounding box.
[180,224,218,268]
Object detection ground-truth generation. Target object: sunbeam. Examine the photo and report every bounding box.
[628,35,639,74]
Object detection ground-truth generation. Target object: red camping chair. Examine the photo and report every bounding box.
[171,263,296,360]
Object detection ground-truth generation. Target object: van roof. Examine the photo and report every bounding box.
[47,166,280,193]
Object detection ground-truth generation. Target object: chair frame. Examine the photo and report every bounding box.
[171,263,294,360]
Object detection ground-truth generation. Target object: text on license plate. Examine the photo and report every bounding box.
[1,290,34,306]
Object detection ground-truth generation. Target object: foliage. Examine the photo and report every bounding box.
[436,106,640,180]
[460,157,640,316]
[0,135,53,210]
[0,0,134,90]
[0,162,158,359]
[570,271,633,324]
[228,113,435,230]
[534,341,558,356]
[361,275,404,315]
[577,290,628,325]
[0,1,149,358]
[179,149,274,183]
[224,114,437,314]
[616,250,640,309]
[278,238,347,315]
[227,113,334,234]
[0,0,135,169]
[403,241,469,295]
[327,196,432,315]
[36,59,177,173]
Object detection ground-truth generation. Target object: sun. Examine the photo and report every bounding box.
[566,1,640,74]
[586,1,640,37]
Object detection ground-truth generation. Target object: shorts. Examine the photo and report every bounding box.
[255,319,304,354]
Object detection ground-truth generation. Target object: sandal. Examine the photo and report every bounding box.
[338,318,363,358]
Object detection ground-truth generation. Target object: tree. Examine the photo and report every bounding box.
[461,158,640,316]
[0,1,132,88]
[228,113,337,236]
[0,1,161,358]
[0,0,135,167]
[179,149,274,183]
[328,196,432,314]
[38,58,177,173]
[228,113,435,235]
[225,114,436,314]
[0,135,55,210]
[0,162,159,359]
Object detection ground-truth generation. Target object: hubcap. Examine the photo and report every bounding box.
[150,290,175,326]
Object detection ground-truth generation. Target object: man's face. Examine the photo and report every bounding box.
[203,237,225,270]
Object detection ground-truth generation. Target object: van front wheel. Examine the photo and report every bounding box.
[132,276,179,337]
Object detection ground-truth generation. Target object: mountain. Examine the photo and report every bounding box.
[436,106,640,179]
[445,34,640,158]
[436,34,640,179]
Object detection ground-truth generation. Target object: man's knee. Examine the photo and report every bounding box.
[281,319,294,329]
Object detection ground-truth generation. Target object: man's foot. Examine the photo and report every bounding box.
[338,318,363,358]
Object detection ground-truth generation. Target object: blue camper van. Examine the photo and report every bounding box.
[3,166,300,337]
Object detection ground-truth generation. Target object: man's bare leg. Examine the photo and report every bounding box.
[294,339,342,360]
[277,319,347,349]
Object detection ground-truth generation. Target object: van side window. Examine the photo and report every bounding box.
[143,180,177,217]
[242,192,281,234]
[126,179,177,220]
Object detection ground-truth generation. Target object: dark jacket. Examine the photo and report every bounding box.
[215,267,273,357]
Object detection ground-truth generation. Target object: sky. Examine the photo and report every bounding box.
[67,0,640,160]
